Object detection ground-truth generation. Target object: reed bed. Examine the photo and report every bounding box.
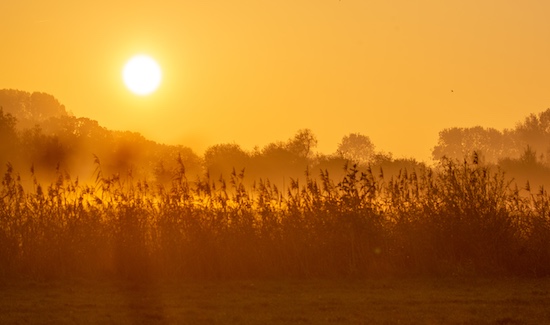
[0,157,549,280]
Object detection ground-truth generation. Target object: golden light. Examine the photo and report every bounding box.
[122,54,162,96]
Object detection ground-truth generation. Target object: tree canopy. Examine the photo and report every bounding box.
[336,133,375,165]
[432,108,550,164]
[3,88,550,192]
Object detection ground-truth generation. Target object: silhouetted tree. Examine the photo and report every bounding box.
[19,125,70,174]
[103,131,172,179]
[286,129,318,159]
[204,143,250,178]
[0,108,19,164]
[514,108,550,164]
[247,141,304,190]
[258,142,296,170]
[432,126,516,163]
[0,89,67,129]
[29,92,67,121]
[336,133,375,165]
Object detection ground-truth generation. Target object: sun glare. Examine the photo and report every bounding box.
[122,55,162,96]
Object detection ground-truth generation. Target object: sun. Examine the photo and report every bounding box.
[122,55,162,96]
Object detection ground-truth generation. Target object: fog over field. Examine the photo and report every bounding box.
[1,89,550,280]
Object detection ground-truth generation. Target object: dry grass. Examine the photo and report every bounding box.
[1,158,550,279]
[1,277,549,324]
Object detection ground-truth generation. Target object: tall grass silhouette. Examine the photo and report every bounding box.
[0,155,549,280]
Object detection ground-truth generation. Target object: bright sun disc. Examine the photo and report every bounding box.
[122,55,162,96]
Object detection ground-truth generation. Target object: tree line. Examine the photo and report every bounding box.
[1,89,550,191]
[0,89,404,188]
[433,109,550,165]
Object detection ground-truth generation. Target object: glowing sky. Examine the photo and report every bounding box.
[2,0,549,161]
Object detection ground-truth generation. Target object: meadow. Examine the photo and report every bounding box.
[1,277,549,324]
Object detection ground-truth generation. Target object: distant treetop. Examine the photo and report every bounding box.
[0,89,68,129]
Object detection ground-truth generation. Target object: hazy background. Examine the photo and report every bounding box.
[2,0,550,161]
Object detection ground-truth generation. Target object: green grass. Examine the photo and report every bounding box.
[1,277,549,324]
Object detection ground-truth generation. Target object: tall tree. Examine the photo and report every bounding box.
[336,133,375,165]
[286,129,318,159]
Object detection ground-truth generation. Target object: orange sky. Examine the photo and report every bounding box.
[2,0,550,161]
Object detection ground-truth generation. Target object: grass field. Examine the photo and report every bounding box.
[1,277,549,324]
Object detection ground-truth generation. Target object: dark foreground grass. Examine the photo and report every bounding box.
[1,277,549,324]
